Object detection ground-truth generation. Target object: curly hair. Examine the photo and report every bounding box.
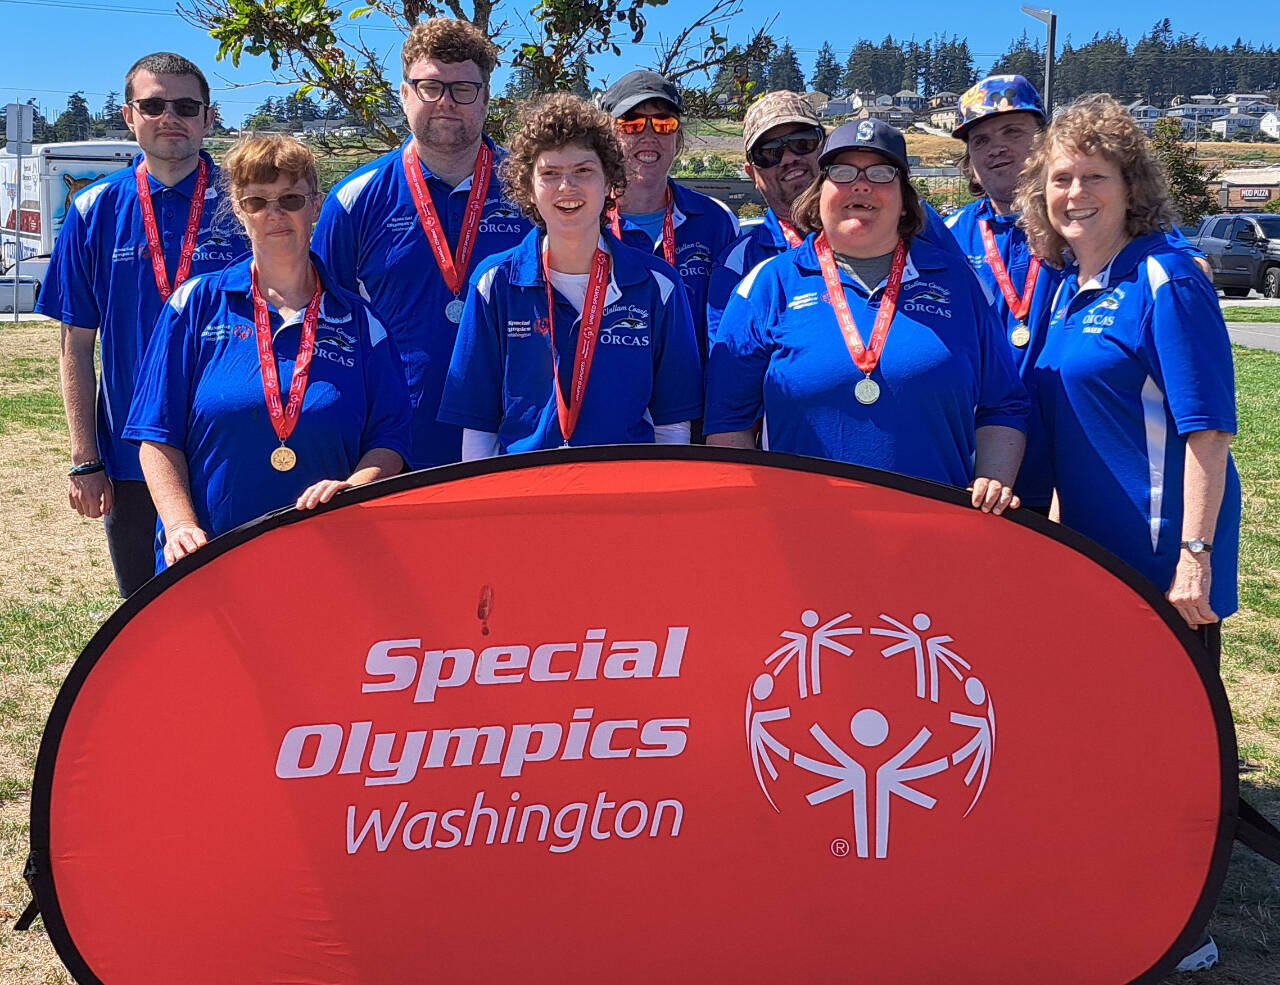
[401,17,501,82]
[1015,93,1177,267]
[789,167,925,245]
[500,93,628,230]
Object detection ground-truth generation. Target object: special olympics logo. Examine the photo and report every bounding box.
[746,609,996,859]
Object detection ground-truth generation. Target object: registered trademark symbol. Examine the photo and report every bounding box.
[830,838,850,858]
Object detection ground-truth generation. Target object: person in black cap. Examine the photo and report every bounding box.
[706,117,1029,515]
[599,69,739,367]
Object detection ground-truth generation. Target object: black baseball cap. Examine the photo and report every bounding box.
[599,70,683,118]
[818,118,910,175]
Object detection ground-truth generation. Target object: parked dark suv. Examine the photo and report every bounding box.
[1188,213,1280,298]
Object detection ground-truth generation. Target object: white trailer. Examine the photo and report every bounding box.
[0,140,137,308]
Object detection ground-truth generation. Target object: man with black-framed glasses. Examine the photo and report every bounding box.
[314,17,531,470]
[708,91,823,346]
[36,51,247,597]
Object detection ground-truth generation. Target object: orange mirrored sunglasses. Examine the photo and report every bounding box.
[615,113,681,136]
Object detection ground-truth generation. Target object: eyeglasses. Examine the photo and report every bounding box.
[129,97,206,119]
[615,113,681,136]
[824,162,900,185]
[406,79,486,104]
[238,193,313,214]
[747,127,824,169]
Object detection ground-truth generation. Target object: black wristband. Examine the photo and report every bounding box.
[68,459,105,477]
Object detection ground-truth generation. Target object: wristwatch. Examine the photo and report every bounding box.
[1181,539,1213,555]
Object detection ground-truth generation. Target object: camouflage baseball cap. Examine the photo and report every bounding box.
[743,90,822,154]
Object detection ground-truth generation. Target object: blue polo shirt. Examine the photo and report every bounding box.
[123,253,412,568]
[1032,232,1240,617]
[707,209,796,348]
[708,203,968,350]
[438,229,703,452]
[946,198,1064,507]
[614,179,739,358]
[312,136,532,469]
[705,233,1030,489]
[35,151,248,481]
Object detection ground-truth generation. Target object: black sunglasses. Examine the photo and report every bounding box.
[748,127,824,169]
[405,79,486,105]
[238,193,313,215]
[130,97,207,119]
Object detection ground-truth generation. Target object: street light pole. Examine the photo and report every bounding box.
[1021,6,1057,115]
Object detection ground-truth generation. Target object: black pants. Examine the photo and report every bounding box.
[102,478,158,598]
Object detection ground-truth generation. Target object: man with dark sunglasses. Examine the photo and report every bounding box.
[314,17,532,469]
[36,51,247,597]
[708,91,823,346]
[600,70,739,372]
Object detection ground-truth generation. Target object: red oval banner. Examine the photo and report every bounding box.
[30,449,1235,985]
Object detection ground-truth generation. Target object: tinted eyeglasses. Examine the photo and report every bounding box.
[615,113,681,136]
[129,97,206,119]
[824,162,900,185]
[238,193,313,215]
[747,127,824,169]
[406,79,486,104]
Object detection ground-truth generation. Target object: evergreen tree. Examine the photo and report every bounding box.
[54,92,93,141]
[843,41,877,95]
[810,42,841,96]
[901,39,927,95]
[989,32,1044,89]
[100,92,122,126]
[873,36,905,94]
[767,41,805,93]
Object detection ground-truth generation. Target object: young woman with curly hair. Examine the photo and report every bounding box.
[1017,94,1240,644]
[438,93,702,457]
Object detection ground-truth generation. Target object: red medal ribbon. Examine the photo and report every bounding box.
[402,141,494,297]
[135,157,209,302]
[543,244,612,445]
[251,265,323,446]
[979,219,1041,323]
[608,190,677,266]
[778,218,802,248]
[814,232,908,376]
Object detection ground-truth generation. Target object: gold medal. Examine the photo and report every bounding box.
[854,377,881,405]
[270,445,297,472]
[1010,324,1031,348]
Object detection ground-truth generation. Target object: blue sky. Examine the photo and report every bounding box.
[4,0,1279,126]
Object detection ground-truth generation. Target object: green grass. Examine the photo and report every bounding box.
[0,389,64,435]
[1223,307,1280,323]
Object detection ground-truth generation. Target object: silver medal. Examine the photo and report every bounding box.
[854,377,881,405]
[445,298,465,323]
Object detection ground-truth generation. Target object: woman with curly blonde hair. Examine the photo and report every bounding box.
[1017,94,1240,644]
[439,92,701,456]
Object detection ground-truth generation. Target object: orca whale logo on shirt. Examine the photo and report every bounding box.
[480,205,525,234]
[677,244,713,276]
[903,282,954,318]
[317,326,358,352]
[601,315,651,346]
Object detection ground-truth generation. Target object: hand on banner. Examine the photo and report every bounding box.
[1168,553,1218,628]
[69,472,114,519]
[969,477,1020,516]
[163,522,208,567]
[296,479,353,511]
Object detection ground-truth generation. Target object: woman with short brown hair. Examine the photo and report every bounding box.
[125,134,411,572]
